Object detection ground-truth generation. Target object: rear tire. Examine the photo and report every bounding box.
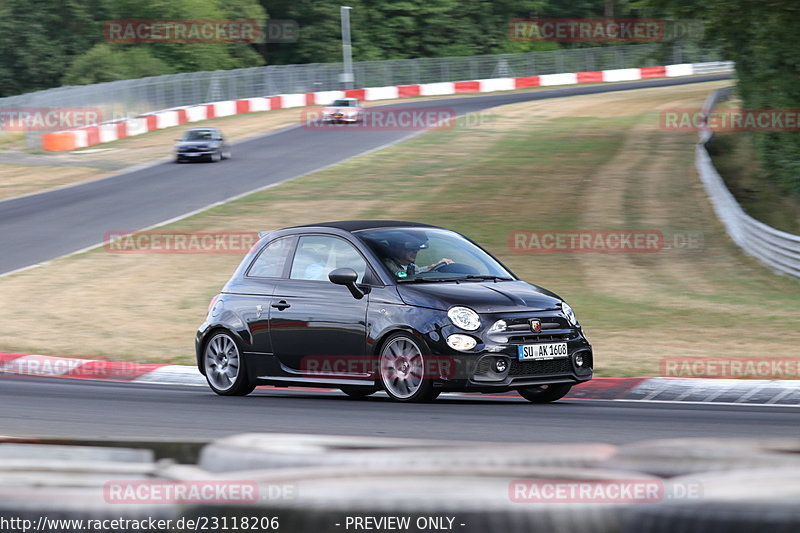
[517,383,572,403]
[203,331,256,396]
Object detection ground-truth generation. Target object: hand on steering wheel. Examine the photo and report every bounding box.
[430,258,455,271]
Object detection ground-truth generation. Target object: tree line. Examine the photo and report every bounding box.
[0,0,797,190]
[651,0,800,191]
[1,0,666,96]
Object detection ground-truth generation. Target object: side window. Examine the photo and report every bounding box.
[247,237,294,278]
[290,236,368,282]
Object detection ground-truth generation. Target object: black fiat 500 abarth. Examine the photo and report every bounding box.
[196,221,592,402]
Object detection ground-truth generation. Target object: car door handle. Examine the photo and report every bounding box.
[271,300,291,310]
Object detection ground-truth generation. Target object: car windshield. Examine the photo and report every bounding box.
[355,227,514,282]
[331,99,354,107]
[182,130,215,141]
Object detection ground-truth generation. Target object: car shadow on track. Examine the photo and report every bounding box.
[227,389,573,405]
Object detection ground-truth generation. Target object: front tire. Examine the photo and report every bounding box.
[203,331,256,396]
[210,150,222,163]
[517,383,572,403]
[378,333,438,402]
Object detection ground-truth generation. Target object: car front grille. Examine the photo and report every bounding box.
[509,358,572,377]
[507,333,574,343]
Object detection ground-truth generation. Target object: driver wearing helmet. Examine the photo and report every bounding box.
[383,237,453,277]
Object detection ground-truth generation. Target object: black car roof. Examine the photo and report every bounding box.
[287,220,442,232]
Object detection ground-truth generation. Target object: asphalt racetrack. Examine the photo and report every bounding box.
[0,378,797,443]
[0,74,730,276]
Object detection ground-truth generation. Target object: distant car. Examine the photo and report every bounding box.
[196,221,593,403]
[322,98,363,123]
[175,128,230,163]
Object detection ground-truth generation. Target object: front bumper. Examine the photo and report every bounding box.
[323,114,357,123]
[425,311,593,392]
[177,150,215,159]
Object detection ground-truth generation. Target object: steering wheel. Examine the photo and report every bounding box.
[431,262,480,275]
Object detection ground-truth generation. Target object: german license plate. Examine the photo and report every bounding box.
[518,343,568,360]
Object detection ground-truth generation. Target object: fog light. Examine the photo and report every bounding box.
[575,353,584,367]
[494,358,508,373]
[446,334,477,352]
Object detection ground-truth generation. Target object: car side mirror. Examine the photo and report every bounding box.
[328,268,364,299]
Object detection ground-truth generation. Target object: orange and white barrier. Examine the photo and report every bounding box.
[41,61,732,151]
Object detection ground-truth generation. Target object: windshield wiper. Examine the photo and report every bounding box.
[462,275,514,282]
[397,277,462,283]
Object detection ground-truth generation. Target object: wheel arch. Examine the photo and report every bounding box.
[196,326,249,375]
[371,325,432,357]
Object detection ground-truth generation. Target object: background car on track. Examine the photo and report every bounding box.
[196,220,593,403]
[175,127,231,163]
[322,98,363,123]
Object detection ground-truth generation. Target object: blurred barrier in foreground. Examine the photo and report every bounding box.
[1,434,800,532]
[696,88,800,278]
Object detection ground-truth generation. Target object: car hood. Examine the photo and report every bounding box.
[396,280,563,313]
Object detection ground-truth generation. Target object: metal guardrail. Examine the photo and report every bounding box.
[695,88,800,278]
[0,43,722,120]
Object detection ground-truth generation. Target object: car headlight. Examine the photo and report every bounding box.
[448,306,481,331]
[561,302,578,326]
